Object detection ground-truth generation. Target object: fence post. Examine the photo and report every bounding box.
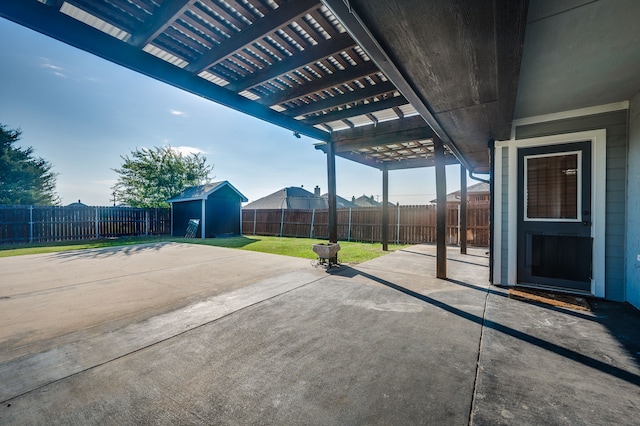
[309,208,315,239]
[397,204,400,244]
[29,205,34,243]
[95,207,99,239]
[253,209,257,235]
[280,208,285,237]
[348,208,352,242]
[145,210,149,236]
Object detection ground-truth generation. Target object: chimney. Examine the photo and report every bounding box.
[314,185,320,197]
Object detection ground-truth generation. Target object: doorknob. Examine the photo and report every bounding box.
[583,220,592,226]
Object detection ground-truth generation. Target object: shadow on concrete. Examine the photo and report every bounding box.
[332,265,640,387]
[399,248,489,267]
[591,300,640,370]
[49,236,261,260]
[50,242,172,260]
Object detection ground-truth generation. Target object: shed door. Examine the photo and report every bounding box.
[517,141,592,292]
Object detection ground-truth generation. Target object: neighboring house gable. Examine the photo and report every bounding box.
[244,187,356,210]
[431,182,490,205]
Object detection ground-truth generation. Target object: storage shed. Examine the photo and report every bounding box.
[167,181,247,239]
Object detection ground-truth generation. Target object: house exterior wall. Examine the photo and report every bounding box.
[627,93,640,309]
[496,108,627,300]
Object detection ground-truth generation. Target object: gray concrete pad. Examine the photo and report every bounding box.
[1,242,639,425]
[0,242,322,363]
[471,289,640,425]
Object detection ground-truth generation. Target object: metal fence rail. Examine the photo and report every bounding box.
[242,204,490,247]
[0,205,171,244]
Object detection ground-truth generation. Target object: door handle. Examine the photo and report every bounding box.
[582,220,592,226]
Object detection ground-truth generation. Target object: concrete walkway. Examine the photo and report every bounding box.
[0,243,638,425]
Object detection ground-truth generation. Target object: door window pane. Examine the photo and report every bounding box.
[526,153,578,219]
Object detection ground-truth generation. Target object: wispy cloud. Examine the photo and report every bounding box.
[83,76,102,83]
[41,62,66,78]
[171,146,207,156]
[170,109,186,116]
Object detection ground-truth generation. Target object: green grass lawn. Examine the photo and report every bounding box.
[0,235,407,264]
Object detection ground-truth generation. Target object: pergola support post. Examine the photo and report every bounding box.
[327,140,338,243]
[434,137,447,279]
[382,167,389,251]
[460,165,468,254]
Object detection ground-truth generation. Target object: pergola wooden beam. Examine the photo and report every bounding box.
[261,60,379,106]
[130,0,194,48]
[434,136,447,279]
[460,165,468,254]
[331,114,428,142]
[186,0,319,73]
[314,144,458,170]
[382,167,389,251]
[333,128,434,153]
[283,81,397,117]
[330,115,435,153]
[303,95,408,125]
[326,140,338,243]
[229,32,356,93]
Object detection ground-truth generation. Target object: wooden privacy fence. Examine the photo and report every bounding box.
[0,205,171,244]
[242,204,489,247]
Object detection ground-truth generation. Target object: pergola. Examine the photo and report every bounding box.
[0,0,528,278]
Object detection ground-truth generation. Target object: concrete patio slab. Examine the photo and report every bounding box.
[0,242,323,363]
[1,242,638,425]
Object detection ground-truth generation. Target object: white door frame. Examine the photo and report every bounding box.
[494,129,606,297]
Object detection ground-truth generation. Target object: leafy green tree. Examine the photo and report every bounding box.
[112,146,213,208]
[0,124,59,205]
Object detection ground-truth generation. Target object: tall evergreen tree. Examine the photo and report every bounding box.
[0,124,59,205]
[112,146,213,208]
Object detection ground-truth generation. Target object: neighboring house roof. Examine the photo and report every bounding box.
[320,193,357,209]
[431,182,490,204]
[352,195,380,208]
[65,200,89,208]
[244,186,362,210]
[244,187,326,209]
[166,181,248,203]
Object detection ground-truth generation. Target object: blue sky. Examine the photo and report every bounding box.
[0,18,469,206]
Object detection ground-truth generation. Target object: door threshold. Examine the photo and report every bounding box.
[513,282,593,297]
[509,284,593,311]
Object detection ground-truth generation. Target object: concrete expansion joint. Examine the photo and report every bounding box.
[468,283,491,425]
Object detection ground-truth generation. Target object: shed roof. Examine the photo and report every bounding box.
[167,181,247,203]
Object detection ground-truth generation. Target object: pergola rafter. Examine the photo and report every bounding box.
[185,0,319,74]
